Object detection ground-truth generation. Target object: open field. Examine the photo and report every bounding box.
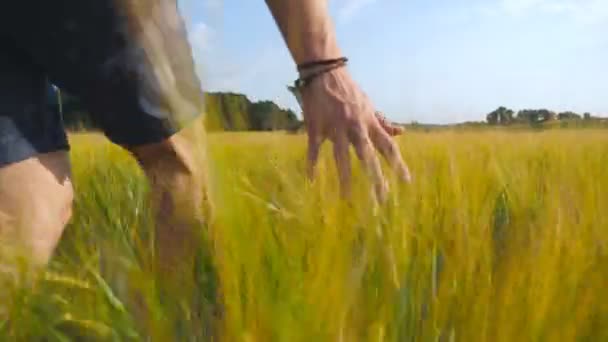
[2,129,607,341]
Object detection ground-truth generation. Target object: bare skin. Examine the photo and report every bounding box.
[129,123,209,292]
[0,129,210,335]
[0,0,409,322]
[265,0,412,200]
[0,152,73,270]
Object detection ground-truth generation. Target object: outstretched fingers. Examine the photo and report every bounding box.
[307,132,324,180]
[370,122,412,183]
[332,131,352,198]
[349,124,388,202]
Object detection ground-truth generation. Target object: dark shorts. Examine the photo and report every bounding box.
[0,0,204,167]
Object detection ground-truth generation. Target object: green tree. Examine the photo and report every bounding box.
[557,111,581,120]
[516,109,555,124]
[50,86,301,133]
[486,106,514,125]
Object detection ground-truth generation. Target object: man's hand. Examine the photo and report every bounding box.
[301,66,411,200]
[264,0,411,200]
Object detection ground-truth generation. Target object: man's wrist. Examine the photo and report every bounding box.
[297,58,347,79]
[293,57,348,92]
[297,57,347,72]
[289,61,348,108]
[292,33,342,66]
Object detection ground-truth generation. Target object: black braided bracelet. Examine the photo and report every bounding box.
[293,57,348,90]
[293,62,346,89]
[297,57,348,72]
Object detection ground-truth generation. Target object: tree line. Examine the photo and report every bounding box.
[48,87,303,133]
[486,106,598,125]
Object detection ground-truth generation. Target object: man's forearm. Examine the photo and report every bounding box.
[264,0,342,64]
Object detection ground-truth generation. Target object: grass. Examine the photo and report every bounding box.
[1,128,607,341]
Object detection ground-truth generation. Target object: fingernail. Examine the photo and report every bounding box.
[401,167,412,183]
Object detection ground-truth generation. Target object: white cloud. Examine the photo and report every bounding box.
[189,22,213,52]
[185,20,220,92]
[500,0,546,14]
[186,20,271,91]
[337,0,378,24]
[202,0,222,10]
[494,0,608,24]
[185,21,299,111]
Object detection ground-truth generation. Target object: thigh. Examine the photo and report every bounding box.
[0,37,69,167]
[1,0,205,149]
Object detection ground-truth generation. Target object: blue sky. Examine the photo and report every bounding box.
[179,0,608,124]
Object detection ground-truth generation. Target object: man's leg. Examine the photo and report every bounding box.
[2,0,214,328]
[101,0,213,305]
[0,152,73,270]
[123,122,213,339]
[129,123,210,294]
[0,40,73,284]
[117,2,216,329]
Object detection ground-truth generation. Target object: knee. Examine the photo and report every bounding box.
[25,183,74,265]
[0,174,74,267]
[130,133,209,220]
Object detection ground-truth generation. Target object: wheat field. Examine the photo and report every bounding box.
[1,128,607,341]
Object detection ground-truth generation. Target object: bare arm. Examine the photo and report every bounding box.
[264,0,411,201]
[263,0,340,64]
